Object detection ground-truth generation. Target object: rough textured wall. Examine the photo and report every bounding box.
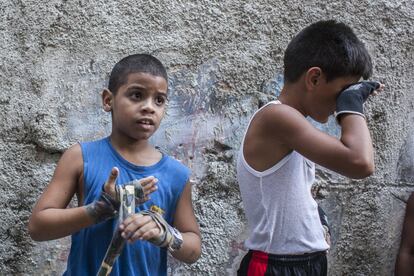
[0,0,413,275]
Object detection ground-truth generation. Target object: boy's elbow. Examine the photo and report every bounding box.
[177,235,202,264]
[364,162,375,177]
[349,158,375,179]
[183,248,201,264]
[28,222,39,241]
[28,223,38,241]
[28,218,44,241]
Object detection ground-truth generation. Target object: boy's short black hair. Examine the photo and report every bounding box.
[283,20,373,83]
[108,54,168,94]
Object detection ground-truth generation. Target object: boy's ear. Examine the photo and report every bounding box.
[102,88,113,112]
[305,67,322,90]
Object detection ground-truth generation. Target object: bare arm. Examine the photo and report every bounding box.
[28,144,94,241]
[395,193,414,276]
[170,181,202,263]
[263,105,374,178]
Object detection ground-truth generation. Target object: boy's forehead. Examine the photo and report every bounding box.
[124,72,168,90]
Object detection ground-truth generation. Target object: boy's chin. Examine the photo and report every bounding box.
[314,116,329,124]
[320,117,330,124]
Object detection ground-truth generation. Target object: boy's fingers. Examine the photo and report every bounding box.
[127,219,161,242]
[120,214,152,240]
[107,167,119,184]
[374,83,385,93]
[139,177,158,196]
[134,227,160,242]
[139,176,158,187]
[122,213,145,227]
[370,83,385,97]
[104,167,119,193]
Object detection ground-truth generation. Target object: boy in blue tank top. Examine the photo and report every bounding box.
[28,54,201,275]
[237,20,384,275]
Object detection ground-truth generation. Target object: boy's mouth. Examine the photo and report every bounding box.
[137,118,154,125]
[136,119,155,131]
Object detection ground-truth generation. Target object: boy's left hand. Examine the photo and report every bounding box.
[119,210,183,251]
[119,213,161,242]
[103,167,159,204]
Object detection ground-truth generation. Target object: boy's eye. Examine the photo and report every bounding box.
[131,91,142,100]
[155,95,167,106]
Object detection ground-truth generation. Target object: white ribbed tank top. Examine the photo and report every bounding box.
[237,100,329,255]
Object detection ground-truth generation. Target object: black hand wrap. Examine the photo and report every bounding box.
[86,188,120,224]
[335,81,380,121]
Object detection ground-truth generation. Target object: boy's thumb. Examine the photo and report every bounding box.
[104,167,119,193]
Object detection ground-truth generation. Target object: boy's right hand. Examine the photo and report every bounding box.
[86,167,158,224]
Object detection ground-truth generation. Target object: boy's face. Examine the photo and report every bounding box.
[310,75,360,123]
[107,72,168,141]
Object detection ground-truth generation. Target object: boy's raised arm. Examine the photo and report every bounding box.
[264,105,375,179]
[28,144,94,241]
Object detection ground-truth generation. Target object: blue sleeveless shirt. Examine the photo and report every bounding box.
[64,137,190,276]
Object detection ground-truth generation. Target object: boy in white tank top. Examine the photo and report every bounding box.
[237,20,384,276]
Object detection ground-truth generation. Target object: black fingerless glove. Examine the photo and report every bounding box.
[85,188,120,224]
[335,81,380,121]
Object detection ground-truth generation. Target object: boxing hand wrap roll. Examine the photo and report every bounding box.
[335,81,380,121]
[115,179,146,204]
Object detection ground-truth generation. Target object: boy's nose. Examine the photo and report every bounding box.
[141,99,156,113]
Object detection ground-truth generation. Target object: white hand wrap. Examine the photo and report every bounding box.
[116,179,146,204]
[139,210,183,252]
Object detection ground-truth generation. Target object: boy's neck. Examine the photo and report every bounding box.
[109,134,162,166]
[279,81,308,117]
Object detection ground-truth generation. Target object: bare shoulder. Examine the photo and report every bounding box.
[408,192,414,202]
[54,143,84,179]
[34,143,84,210]
[243,103,307,171]
[60,143,83,163]
[407,192,414,212]
[250,102,312,144]
[59,143,83,166]
[254,102,304,124]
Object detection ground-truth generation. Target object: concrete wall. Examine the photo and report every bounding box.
[0,0,413,275]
